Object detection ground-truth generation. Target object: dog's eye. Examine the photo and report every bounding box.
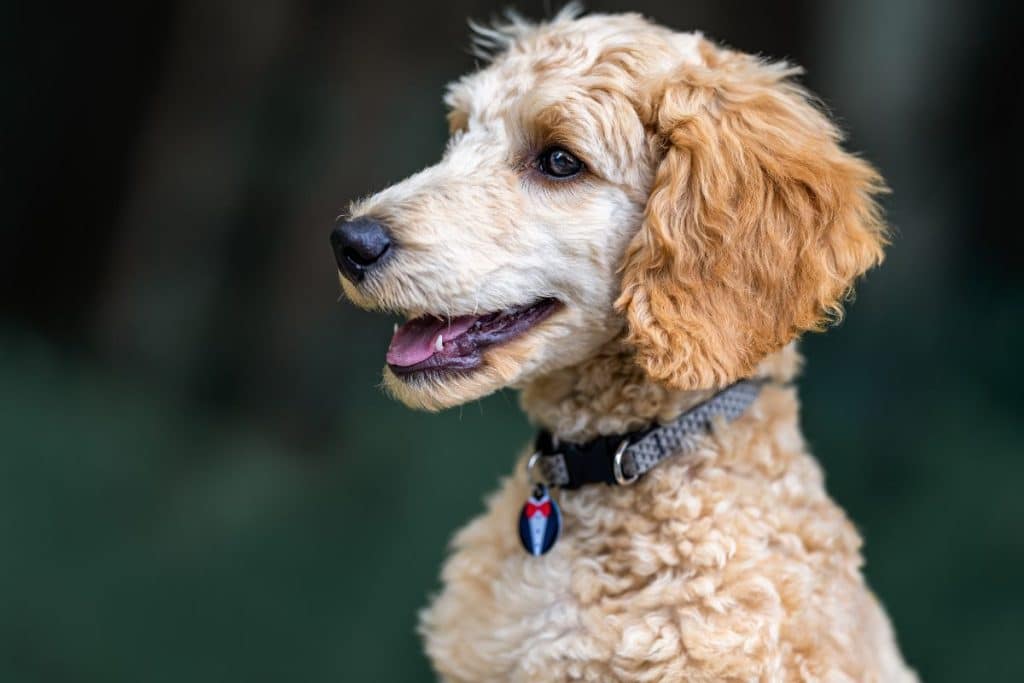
[537,147,583,178]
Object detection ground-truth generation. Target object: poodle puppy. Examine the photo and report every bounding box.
[332,8,916,682]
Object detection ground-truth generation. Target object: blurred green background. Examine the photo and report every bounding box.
[2,1,1022,681]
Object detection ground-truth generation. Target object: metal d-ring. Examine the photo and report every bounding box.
[612,439,639,486]
[526,451,544,485]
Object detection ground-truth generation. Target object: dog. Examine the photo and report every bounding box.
[332,7,916,682]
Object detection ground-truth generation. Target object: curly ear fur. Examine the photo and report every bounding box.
[617,44,888,389]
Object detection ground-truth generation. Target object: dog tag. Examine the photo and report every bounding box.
[518,483,561,556]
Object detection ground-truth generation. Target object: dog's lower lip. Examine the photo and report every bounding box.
[387,299,560,378]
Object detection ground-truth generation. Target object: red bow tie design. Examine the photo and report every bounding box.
[525,501,552,518]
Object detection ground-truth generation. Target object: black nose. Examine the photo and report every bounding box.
[330,217,392,283]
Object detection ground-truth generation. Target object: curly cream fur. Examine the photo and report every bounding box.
[338,9,914,682]
[422,382,913,683]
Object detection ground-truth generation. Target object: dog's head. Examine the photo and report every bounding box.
[333,9,886,411]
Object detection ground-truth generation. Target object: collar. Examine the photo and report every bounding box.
[531,379,765,490]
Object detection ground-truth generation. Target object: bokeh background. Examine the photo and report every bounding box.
[3,1,1022,681]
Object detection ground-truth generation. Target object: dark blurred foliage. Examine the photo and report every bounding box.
[2,1,1022,681]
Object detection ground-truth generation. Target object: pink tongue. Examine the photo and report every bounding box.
[386,315,478,367]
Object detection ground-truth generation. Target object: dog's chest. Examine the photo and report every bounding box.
[419,453,791,682]
[418,435,901,683]
[419,472,587,682]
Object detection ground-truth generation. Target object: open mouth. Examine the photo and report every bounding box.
[386,298,560,377]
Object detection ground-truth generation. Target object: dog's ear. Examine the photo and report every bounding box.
[617,43,887,389]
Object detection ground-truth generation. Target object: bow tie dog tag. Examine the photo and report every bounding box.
[518,483,561,556]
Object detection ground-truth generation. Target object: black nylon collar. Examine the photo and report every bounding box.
[533,426,654,490]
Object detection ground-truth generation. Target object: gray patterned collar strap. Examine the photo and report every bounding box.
[531,379,765,490]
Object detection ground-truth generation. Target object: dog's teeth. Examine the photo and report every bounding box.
[393,323,398,334]
[435,335,444,352]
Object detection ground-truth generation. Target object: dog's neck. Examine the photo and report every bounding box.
[520,340,801,443]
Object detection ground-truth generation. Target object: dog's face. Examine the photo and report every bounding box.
[333,12,886,411]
